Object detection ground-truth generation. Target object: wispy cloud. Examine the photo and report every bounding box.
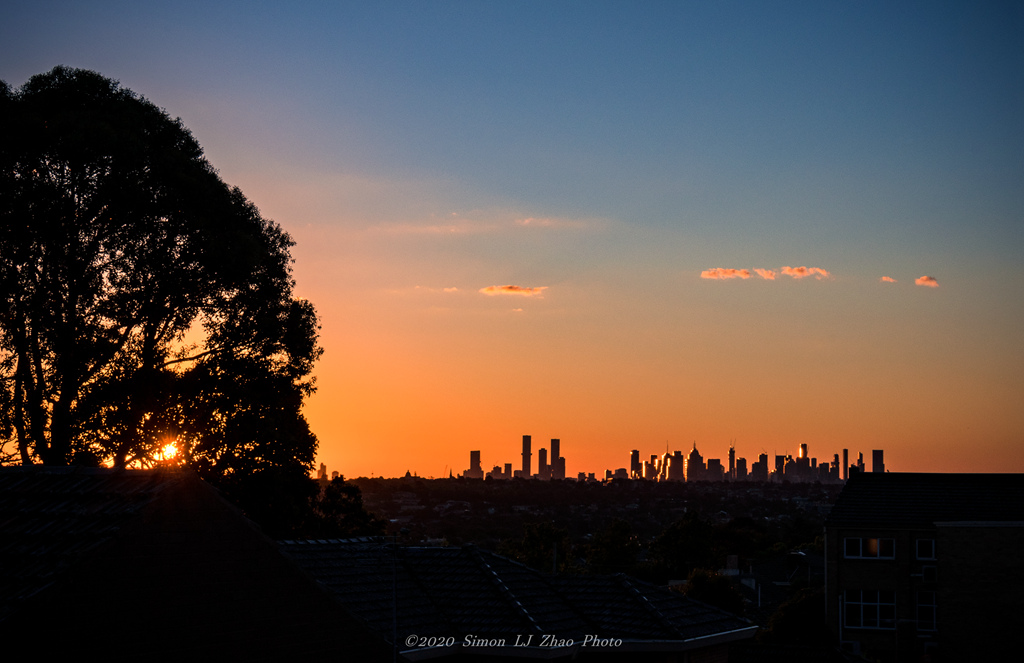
[479,285,548,297]
[781,266,831,280]
[754,268,777,280]
[700,268,752,280]
[373,210,601,236]
[915,275,939,288]
[880,276,897,283]
[407,285,462,294]
[374,219,499,235]
[515,216,590,229]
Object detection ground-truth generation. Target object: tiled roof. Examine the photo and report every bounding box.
[280,538,753,648]
[825,472,1024,529]
[0,466,394,661]
[0,465,181,620]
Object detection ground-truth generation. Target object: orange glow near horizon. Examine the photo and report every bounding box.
[240,182,1023,482]
[297,265,1024,479]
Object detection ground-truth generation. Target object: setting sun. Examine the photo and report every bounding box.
[155,442,179,464]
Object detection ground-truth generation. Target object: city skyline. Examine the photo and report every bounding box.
[3,3,1022,479]
[452,435,881,484]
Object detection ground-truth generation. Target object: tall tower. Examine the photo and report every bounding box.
[669,450,685,481]
[538,447,549,480]
[467,450,483,479]
[522,435,532,477]
[631,449,641,478]
[843,449,849,481]
[728,443,736,480]
[872,449,885,473]
[687,443,704,482]
[550,438,563,480]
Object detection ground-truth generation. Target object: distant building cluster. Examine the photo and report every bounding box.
[463,435,575,481]
[619,443,885,484]
[463,436,886,483]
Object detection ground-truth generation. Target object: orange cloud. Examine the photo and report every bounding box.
[479,285,548,297]
[754,269,777,280]
[915,276,939,288]
[700,268,752,280]
[781,266,831,280]
[880,276,897,283]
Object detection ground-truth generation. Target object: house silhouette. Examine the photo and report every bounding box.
[824,472,1024,661]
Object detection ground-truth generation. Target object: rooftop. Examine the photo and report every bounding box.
[0,466,392,661]
[825,472,1024,529]
[0,465,182,620]
[281,538,756,657]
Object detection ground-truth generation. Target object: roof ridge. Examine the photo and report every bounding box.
[613,573,688,638]
[463,546,544,634]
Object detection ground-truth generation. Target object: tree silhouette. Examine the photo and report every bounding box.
[646,512,716,580]
[0,67,321,482]
[501,522,574,574]
[584,518,641,575]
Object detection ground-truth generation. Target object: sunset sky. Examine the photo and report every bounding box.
[4,1,1022,477]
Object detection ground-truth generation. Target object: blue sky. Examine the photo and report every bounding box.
[4,1,1023,476]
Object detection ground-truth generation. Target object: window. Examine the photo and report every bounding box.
[916,538,936,560]
[845,589,896,629]
[917,591,937,631]
[844,537,895,559]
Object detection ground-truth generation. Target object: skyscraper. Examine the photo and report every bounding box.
[669,450,685,481]
[522,435,531,477]
[872,449,885,473]
[538,447,549,480]
[751,453,769,482]
[550,438,564,480]
[465,450,483,479]
[687,443,704,482]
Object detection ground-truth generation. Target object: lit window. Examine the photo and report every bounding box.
[916,539,936,560]
[917,591,937,631]
[845,589,896,630]
[844,537,896,559]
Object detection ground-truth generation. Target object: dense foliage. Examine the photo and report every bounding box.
[0,67,321,487]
